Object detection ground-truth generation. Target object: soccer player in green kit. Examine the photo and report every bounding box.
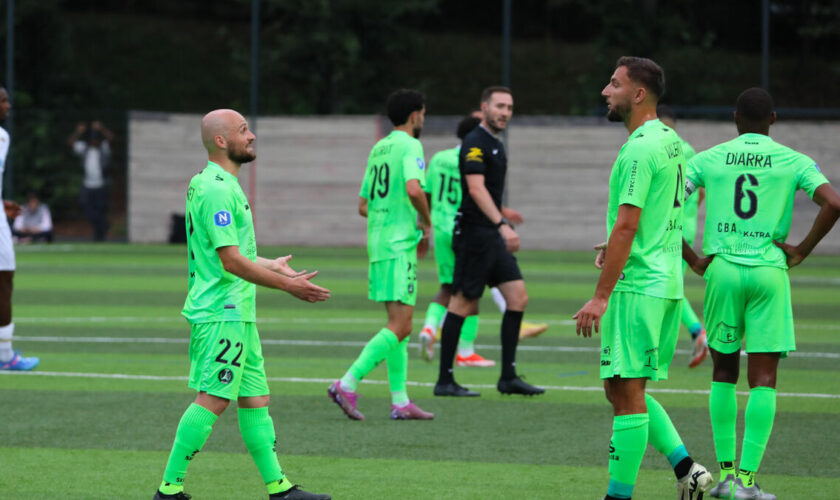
[657,104,709,367]
[574,57,713,500]
[328,89,435,420]
[683,88,840,500]
[154,109,332,500]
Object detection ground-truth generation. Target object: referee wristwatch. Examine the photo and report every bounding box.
[495,216,511,229]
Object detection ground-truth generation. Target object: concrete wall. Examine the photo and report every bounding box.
[129,112,840,252]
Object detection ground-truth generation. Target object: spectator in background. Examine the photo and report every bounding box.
[12,193,53,243]
[67,120,113,241]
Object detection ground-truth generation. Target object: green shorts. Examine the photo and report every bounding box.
[188,321,269,400]
[368,249,418,306]
[433,226,454,285]
[703,257,795,355]
[600,291,681,381]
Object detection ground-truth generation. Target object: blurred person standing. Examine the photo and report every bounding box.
[67,120,113,241]
[0,86,39,371]
[12,192,53,243]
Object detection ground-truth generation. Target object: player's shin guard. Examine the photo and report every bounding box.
[607,413,649,499]
[238,407,285,491]
[710,381,738,464]
[161,403,218,489]
[645,394,690,478]
[740,386,776,472]
[500,310,522,380]
[386,339,410,406]
[343,328,399,390]
[438,313,464,384]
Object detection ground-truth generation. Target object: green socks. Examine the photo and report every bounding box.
[645,394,689,469]
[386,338,410,406]
[457,315,480,356]
[607,413,649,499]
[741,386,776,472]
[238,407,285,489]
[681,299,701,335]
[160,403,218,491]
[341,328,400,391]
[709,381,737,464]
[423,302,447,332]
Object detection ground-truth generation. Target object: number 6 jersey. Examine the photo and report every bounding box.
[686,133,828,269]
[359,130,426,262]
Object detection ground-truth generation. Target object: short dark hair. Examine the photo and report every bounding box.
[656,104,675,121]
[456,116,481,139]
[386,89,425,127]
[481,86,512,103]
[616,56,665,100]
[736,87,774,123]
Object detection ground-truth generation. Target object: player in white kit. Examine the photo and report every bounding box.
[0,86,39,371]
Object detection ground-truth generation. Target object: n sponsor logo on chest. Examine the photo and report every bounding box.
[214,210,232,227]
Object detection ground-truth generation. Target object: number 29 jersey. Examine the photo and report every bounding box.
[686,133,828,269]
[359,130,426,262]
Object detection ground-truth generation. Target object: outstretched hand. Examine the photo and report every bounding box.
[289,271,331,303]
[271,255,306,277]
[774,240,806,268]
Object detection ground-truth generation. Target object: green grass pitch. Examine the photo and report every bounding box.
[1,244,839,499]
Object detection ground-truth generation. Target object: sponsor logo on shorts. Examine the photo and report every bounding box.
[218,368,233,384]
[224,304,236,309]
[214,210,232,227]
[602,346,611,356]
[618,272,625,280]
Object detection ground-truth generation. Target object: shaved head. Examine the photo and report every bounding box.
[201,109,242,153]
[200,109,256,165]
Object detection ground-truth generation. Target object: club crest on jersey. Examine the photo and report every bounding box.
[416,158,425,170]
[214,210,232,227]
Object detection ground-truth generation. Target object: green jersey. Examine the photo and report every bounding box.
[607,119,685,299]
[359,130,426,262]
[680,139,700,246]
[424,146,461,234]
[686,133,828,269]
[182,161,257,323]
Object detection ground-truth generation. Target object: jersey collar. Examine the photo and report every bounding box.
[738,132,772,142]
[630,118,662,139]
[205,161,234,180]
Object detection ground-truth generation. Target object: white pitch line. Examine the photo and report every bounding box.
[13,335,840,359]
[2,370,839,399]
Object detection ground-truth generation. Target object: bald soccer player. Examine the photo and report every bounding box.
[153,109,331,500]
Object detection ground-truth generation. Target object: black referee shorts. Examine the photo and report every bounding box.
[451,223,523,300]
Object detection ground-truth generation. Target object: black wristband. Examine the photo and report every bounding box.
[495,216,510,228]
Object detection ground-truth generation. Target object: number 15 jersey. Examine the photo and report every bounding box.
[359,130,426,262]
[686,133,828,269]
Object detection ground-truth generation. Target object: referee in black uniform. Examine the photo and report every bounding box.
[434,86,544,397]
